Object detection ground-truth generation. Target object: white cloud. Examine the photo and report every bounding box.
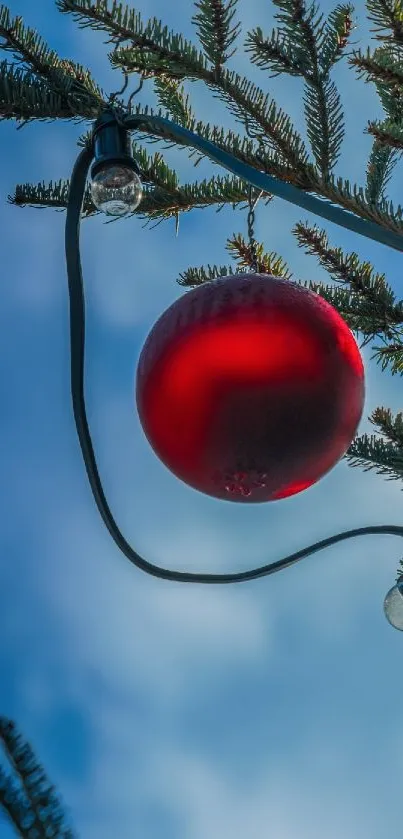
[43,517,269,665]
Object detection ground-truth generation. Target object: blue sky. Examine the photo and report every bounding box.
[2,0,403,837]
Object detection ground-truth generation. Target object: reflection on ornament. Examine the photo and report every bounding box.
[136,274,365,502]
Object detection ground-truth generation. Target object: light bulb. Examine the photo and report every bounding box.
[383,580,403,630]
[90,164,143,217]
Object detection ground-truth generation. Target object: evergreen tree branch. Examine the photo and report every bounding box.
[225,232,294,275]
[348,41,403,194]
[57,0,212,76]
[253,0,327,76]
[372,339,403,373]
[177,262,240,286]
[349,44,403,94]
[0,4,105,112]
[177,233,293,284]
[53,0,403,229]
[346,434,403,482]
[8,168,275,226]
[244,25,310,77]
[303,75,345,175]
[319,4,357,75]
[370,406,403,444]
[303,280,391,336]
[0,58,100,122]
[211,68,311,174]
[309,167,403,233]
[192,0,241,75]
[365,137,401,203]
[115,46,312,176]
[246,0,351,176]
[64,0,310,174]
[292,221,403,335]
[0,766,42,839]
[364,0,403,43]
[0,718,76,839]
[366,116,403,150]
[152,77,196,130]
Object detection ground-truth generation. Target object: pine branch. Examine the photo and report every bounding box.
[365,137,401,203]
[364,0,403,43]
[349,42,403,179]
[0,718,76,839]
[349,44,403,96]
[246,4,357,78]
[138,173,273,224]
[292,223,403,310]
[246,0,349,176]
[370,406,403,445]
[343,39,403,215]
[292,221,403,328]
[366,116,403,150]
[319,4,357,75]
[0,4,105,113]
[310,167,403,233]
[153,77,196,130]
[114,41,312,176]
[303,75,345,175]
[192,0,241,76]
[225,232,294,275]
[177,262,239,286]
[211,68,311,174]
[0,766,42,839]
[304,280,387,336]
[372,339,403,373]
[346,434,403,482]
[177,232,293,285]
[58,0,211,77]
[260,0,328,76]
[0,59,63,122]
[74,0,309,175]
[0,58,100,122]
[244,25,310,77]
[8,165,275,227]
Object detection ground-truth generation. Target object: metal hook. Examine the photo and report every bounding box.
[108,35,131,105]
[247,185,263,272]
[127,75,145,112]
[242,113,267,272]
[109,71,129,104]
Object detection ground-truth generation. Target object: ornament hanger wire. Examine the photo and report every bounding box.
[244,114,266,272]
[247,185,263,272]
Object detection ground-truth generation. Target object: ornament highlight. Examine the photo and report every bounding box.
[136,274,365,502]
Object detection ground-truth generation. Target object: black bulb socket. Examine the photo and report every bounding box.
[90,108,141,180]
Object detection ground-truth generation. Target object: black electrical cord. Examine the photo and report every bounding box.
[65,144,403,584]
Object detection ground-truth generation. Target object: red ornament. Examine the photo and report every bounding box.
[136,274,365,503]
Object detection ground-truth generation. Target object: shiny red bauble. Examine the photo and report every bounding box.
[136,273,365,502]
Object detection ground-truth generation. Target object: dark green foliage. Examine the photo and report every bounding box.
[0,718,76,838]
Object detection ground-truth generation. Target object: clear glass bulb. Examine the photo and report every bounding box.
[383,580,403,630]
[90,164,143,217]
